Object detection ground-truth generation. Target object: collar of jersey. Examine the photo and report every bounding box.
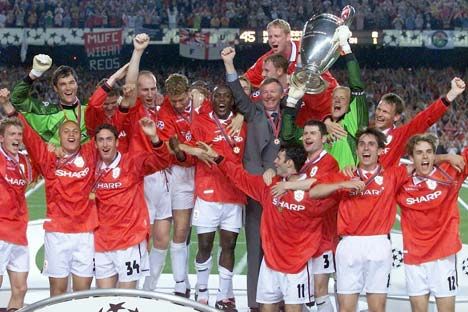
[100,152,121,170]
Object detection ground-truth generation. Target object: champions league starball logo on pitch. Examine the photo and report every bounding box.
[98,302,139,312]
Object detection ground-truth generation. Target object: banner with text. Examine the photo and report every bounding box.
[84,30,123,71]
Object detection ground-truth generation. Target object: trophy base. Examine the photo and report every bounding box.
[290,70,329,95]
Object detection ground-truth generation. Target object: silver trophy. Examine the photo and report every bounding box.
[290,6,355,94]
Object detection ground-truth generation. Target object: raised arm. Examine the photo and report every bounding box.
[125,33,150,107]
[221,47,257,121]
[10,54,59,115]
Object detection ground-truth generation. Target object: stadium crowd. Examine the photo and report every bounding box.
[0,0,466,30]
[0,14,466,312]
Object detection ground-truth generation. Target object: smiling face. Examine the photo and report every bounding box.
[410,141,435,176]
[357,133,382,171]
[212,86,234,119]
[95,128,118,165]
[0,124,23,156]
[302,125,326,155]
[260,81,283,111]
[59,121,81,154]
[267,25,291,55]
[331,88,350,120]
[54,74,78,105]
[374,100,400,130]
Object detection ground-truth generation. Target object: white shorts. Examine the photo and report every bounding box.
[192,198,244,234]
[0,240,29,274]
[95,240,149,283]
[144,170,171,222]
[312,250,335,274]
[336,235,392,294]
[257,257,314,305]
[43,232,94,278]
[169,165,195,209]
[405,254,457,297]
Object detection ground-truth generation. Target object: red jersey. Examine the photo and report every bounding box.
[158,97,194,142]
[380,98,448,168]
[0,146,36,245]
[301,150,340,254]
[319,165,408,236]
[123,98,162,153]
[396,149,467,264]
[219,159,329,274]
[295,71,338,127]
[191,112,247,204]
[85,85,129,153]
[245,41,299,87]
[94,143,171,252]
[19,114,98,233]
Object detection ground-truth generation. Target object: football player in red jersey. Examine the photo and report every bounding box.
[374,77,465,168]
[158,73,197,297]
[268,120,340,312]
[172,85,247,310]
[245,19,298,89]
[309,128,409,312]
[200,142,332,312]
[0,93,38,310]
[93,119,171,289]
[2,89,99,298]
[123,34,173,292]
[396,134,467,312]
[85,63,131,153]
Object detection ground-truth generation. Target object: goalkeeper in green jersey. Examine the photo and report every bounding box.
[281,25,368,169]
[10,54,89,145]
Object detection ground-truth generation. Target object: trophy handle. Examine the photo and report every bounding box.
[340,5,355,26]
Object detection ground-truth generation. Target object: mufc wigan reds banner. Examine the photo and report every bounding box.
[84,30,123,71]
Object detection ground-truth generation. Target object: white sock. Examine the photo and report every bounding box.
[171,242,188,293]
[316,295,334,312]
[216,266,233,302]
[195,256,212,291]
[143,248,167,290]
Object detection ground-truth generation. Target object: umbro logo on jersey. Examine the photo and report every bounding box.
[405,190,442,205]
[55,167,90,178]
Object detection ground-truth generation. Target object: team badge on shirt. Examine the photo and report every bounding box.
[294,190,305,202]
[426,180,437,190]
[385,135,393,145]
[185,132,192,142]
[309,166,318,177]
[375,176,383,185]
[112,167,121,179]
[157,121,164,129]
[74,156,84,168]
